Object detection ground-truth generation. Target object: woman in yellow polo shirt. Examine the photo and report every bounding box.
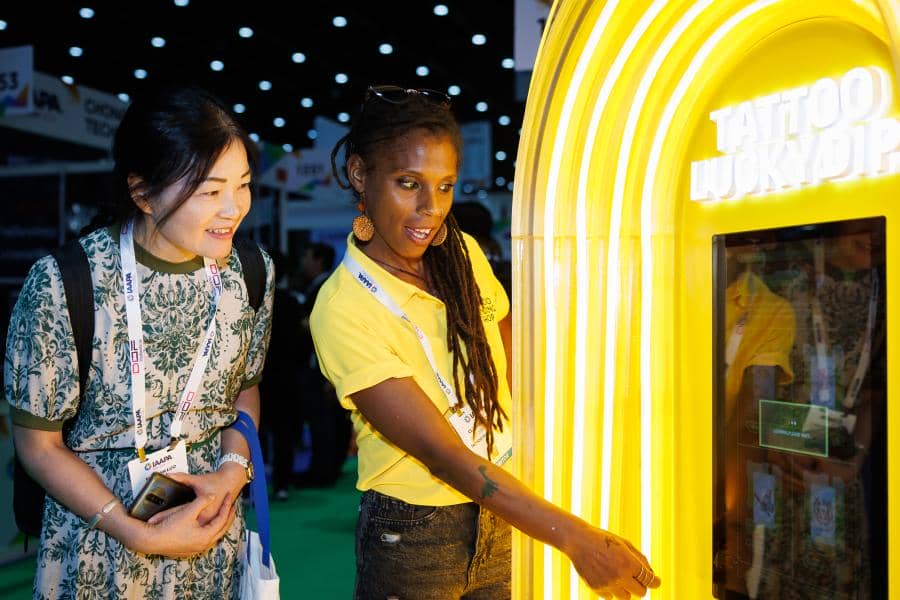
[311,85,660,599]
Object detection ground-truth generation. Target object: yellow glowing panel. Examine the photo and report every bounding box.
[515,0,898,598]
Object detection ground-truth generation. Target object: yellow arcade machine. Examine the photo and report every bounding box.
[511,1,899,598]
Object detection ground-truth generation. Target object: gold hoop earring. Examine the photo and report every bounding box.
[431,223,448,246]
[352,213,374,242]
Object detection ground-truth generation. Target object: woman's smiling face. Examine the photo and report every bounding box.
[136,141,252,262]
[352,128,458,263]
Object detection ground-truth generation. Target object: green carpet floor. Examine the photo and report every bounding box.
[0,458,360,598]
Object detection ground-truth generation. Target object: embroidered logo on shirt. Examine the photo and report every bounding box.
[481,296,496,322]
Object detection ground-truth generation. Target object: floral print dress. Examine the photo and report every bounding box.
[4,226,273,599]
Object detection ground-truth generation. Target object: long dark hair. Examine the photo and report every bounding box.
[331,90,506,454]
[100,83,256,230]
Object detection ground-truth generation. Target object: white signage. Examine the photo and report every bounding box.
[0,71,126,150]
[257,116,348,201]
[0,45,34,117]
[691,66,900,202]
[515,0,552,72]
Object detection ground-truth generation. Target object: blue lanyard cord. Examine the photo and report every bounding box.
[231,411,272,567]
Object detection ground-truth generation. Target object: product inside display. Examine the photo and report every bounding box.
[712,217,887,599]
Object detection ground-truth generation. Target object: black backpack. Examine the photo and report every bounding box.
[13,237,266,544]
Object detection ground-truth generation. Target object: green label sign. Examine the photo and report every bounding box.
[758,399,829,457]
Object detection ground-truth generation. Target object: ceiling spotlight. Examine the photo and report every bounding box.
[292,52,306,63]
[448,85,461,96]
[379,43,393,55]
[259,80,272,91]
[134,68,148,79]
[249,133,260,143]
[498,115,511,126]
[416,65,429,77]
[69,46,83,57]
[151,36,166,48]
[495,176,506,187]
[475,101,488,112]
[238,26,254,38]
[502,58,515,69]
[462,183,474,194]
[307,129,318,140]
[332,16,347,27]
[495,151,507,161]
[0,20,6,31]
[273,117,285,128]
[507,181,514,191]
[61,75,75,85]
[335,73,348,84]
[433,4,449,16]
[118,92,130,103]
[477,189,488,199]
[173,0,189,6]
[471,34,486,46]
[210,60,224,71]
[233,103,246,114]
[301,97,314,108]
[79,8,95,19]
[337,112,350,123]
[282,143,293,153]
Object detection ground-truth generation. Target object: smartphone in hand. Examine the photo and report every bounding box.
[128,472,196,521]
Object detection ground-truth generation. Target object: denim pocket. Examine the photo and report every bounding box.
[364,492,440,528]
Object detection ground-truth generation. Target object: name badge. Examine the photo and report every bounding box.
[127,440,189,499]
[448,406,513,466]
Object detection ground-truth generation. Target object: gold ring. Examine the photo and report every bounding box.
[633,566,654,587]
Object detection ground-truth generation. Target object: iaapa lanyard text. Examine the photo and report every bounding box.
[120,219,223,459]
[342,252,459,407]
[342,251,513,466]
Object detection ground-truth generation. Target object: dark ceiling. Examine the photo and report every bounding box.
[0,1,523,190]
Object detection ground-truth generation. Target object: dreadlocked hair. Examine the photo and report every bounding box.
[425,214,507,456]
[331,88,508,456]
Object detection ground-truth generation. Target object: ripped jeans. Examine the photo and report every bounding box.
[355,490,512,600]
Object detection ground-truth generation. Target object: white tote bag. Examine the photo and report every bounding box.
[233,411,280,599]
[239,529,279,599]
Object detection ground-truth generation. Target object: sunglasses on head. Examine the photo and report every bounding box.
[365,85,452,109]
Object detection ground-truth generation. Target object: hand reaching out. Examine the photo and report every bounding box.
[565,522,661,598]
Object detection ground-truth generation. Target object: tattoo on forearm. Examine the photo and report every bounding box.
[478,465,499,499]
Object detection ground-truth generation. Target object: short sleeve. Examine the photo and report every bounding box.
[241,249,276,389]
[4,255,82,430]
[463,233,510,323]
[310,289,414,410]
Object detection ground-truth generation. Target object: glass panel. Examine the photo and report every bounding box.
[713,218,887,599]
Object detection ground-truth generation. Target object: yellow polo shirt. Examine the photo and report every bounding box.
[310,232,511,506]
[724,271,795,419]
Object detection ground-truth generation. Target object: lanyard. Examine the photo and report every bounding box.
[811,240,878,410]
[342,253,460,408]
[120,220,223,458]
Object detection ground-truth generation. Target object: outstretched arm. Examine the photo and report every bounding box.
[352,375,660,597]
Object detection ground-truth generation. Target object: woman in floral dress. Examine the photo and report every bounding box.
[4,84,273,599]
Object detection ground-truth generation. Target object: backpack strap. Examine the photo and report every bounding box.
[14,241,93,543]
[51,240,93,393]
[234,238,266,312]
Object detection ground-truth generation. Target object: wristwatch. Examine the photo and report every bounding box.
[218,452,254,482]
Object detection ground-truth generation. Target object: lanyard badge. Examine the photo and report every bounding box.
[120,219,222,497]
[343,253,512,466]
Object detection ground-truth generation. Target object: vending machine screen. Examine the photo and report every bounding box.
[713,217,886,599]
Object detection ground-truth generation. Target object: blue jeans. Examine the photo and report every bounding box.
[355,490,512,599]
